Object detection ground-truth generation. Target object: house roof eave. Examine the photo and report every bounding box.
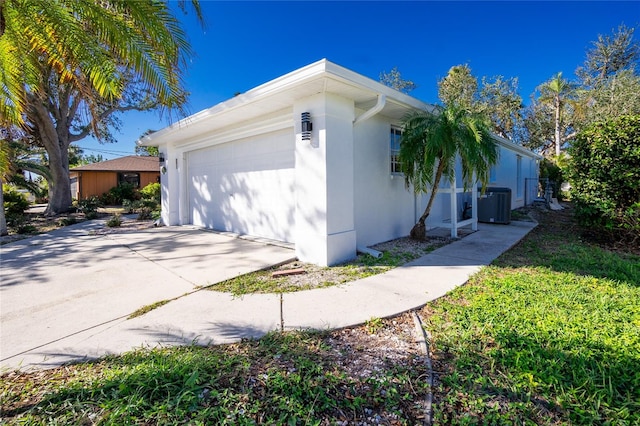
[139,59,436,148]
[493,134,543,160]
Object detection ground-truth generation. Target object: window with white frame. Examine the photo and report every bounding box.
[390,127,402,174]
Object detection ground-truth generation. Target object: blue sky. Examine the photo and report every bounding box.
[80,1,639,159]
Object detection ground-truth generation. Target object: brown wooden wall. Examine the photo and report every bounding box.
[72,171,160,200]
[139,172,160,189]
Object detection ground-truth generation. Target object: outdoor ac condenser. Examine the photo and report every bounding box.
[477,187,511,224]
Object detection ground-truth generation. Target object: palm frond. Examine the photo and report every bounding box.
[0,0,198,127]
[400,104,499,198]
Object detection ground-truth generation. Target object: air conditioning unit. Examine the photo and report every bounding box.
[477,187,511,224]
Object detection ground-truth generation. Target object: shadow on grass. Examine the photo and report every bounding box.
[1,331,429,424]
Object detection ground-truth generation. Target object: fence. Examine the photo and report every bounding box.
[525,178,554,206]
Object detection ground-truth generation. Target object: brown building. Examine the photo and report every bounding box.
[70,155,160,200]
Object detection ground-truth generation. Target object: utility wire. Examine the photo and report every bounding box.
[75,146,135,156]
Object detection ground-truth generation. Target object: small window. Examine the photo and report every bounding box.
[390,127,402,174]
[118,172,140,188]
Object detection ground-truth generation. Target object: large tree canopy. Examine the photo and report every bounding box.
[0,0,202,214]
[576,24,639,88]
[438,65,478,111]
[522,25,639,156]
[379,67,417,94]
[437,64,523,141]
[575,25,640,128]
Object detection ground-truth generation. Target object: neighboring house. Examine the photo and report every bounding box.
[139,59,541,266]
[70,155,160,200]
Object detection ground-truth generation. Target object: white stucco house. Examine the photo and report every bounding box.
[139,59,541,266]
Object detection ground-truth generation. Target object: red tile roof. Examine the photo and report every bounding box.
[70,155,160,172]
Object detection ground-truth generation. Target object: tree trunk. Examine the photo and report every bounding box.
[44,141,72,215]
[28,93,73,215]
[555,95,561,156]
[0,177,8,236]
[410,158,445,241]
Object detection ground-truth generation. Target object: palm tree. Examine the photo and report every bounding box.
[537,72,577,156]
[1,0,202,127]
[0,131,52,236]
[0,141,9,236]
[0,0,202,214]
[400,105,499,240]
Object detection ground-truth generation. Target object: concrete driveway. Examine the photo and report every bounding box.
[0,221,295,371]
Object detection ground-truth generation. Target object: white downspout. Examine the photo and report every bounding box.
[353,94,387,258]
[353,94,386,125]
[357,246,383,258]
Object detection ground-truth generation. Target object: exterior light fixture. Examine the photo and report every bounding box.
[159,153,165,164]
[301,112,312,141]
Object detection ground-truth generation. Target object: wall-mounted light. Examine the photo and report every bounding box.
[301,112,312,142]
[158,153,165,164]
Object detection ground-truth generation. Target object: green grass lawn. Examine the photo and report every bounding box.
[424,208,640,424]
[1,207,638,424]
[0,332,429,424]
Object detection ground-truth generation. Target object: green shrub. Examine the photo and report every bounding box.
[568,115,640,240]
[101,183,138,205]
[17,224,37,234]
[3,185,30,216]
[122,198,134,213]
[106,214,122,227]
[128,183,161,220]
[77,196,101,219]
[34,178,49,203]
[139,182,160,204]
[58,217,78,227]
[137,207,152,220]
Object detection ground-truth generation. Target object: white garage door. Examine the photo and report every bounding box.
[187,128,295,243]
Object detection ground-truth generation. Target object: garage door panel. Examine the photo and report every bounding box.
[188,128,295,243]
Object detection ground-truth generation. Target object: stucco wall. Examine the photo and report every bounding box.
[294,92,356,266]
[488,145,540,209]
[353,115,415,248]
[354,125,541,248]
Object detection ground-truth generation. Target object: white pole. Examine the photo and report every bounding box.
[472,172,478,231]
[450,168,458,238]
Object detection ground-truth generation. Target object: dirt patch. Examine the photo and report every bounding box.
[1,209,154,245]
[212,231,471,294]
[88,217,156,235]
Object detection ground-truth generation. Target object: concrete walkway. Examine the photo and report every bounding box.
[0,219,536,372]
